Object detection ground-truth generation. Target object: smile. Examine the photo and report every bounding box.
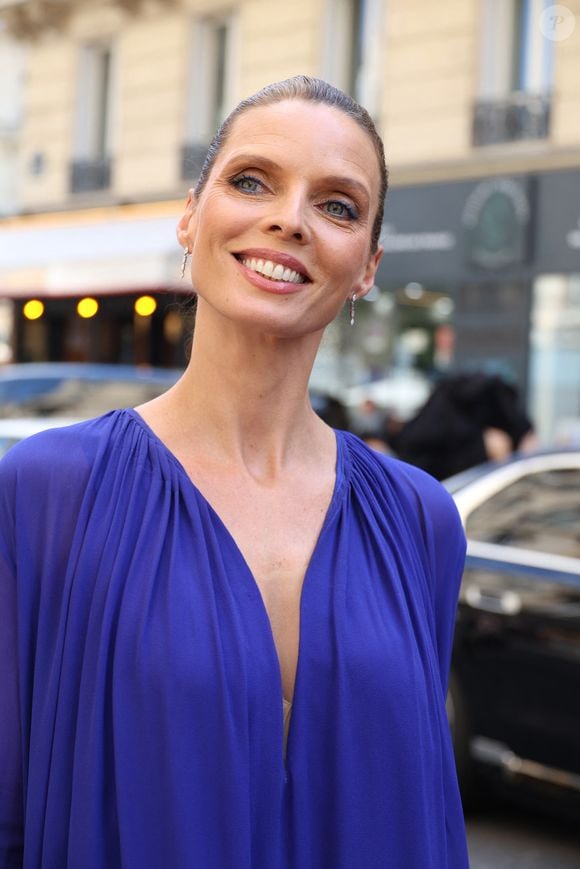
[236,256,307,284]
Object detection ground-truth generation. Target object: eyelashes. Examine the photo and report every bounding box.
[323,200,359,221]
[229,174,264,194]
[228,172,360,222]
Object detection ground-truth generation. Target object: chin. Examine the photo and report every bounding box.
[198,290,338,340]
[246,313,320,340]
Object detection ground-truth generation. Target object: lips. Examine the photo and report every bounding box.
[233,249,312,283]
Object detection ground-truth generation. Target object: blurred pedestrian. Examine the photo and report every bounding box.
[0,76,468,868]
[391,371,536,479]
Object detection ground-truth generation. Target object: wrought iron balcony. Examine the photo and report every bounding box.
[70,157,111,193]
[473,92,551,147]
[181,142,210,182]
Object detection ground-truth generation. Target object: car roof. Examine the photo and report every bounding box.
[0,417,80,438]
[0,363,182,383]
[447,448,580,523]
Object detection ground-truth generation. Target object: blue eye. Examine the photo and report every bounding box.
[231,174,263,193]
[324,200,358,220]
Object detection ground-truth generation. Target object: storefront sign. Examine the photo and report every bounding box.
[381,224,456,253]
[377,181,469,285]
[461,177,533,269]
[376,169,579,288]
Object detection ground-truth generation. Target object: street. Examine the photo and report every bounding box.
[466,804,580,867]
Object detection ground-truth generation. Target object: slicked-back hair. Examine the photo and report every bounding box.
[193,75,388,253]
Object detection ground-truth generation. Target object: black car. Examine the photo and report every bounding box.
[446,450,580,816]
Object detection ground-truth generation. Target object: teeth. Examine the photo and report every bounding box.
[240,256,305,284]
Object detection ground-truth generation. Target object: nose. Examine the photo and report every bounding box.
[263,188,310,243]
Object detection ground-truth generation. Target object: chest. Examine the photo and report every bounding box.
[35,473,436,740]
[188,473,335,701]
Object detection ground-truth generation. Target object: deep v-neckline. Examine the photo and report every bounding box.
[125,407,347,744]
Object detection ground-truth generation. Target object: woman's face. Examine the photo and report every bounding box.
[178,99,383,338]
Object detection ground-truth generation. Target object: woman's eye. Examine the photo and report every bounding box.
[324,200,358,220]
[231,174,263,193]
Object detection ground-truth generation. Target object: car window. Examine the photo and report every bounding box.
[0,379,170,419]
[465,468,580,558]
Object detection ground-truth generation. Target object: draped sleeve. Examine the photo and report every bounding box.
[0,418,110,868]
[0,450,23,866]
[374,454,467,696]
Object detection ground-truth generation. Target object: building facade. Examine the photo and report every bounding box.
[374,0,580,444]
[0,0,579,441]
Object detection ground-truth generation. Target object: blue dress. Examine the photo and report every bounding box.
[0,409,469,868]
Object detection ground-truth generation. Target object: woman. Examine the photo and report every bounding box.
[0,77,469,868]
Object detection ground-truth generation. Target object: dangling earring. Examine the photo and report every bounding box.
[180,247,190,279]
[349,292,357,326]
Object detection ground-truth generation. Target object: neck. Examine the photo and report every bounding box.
[158,300,331,478]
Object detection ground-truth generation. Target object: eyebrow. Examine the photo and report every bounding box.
[319,175,370,202]
[222,153,371,202]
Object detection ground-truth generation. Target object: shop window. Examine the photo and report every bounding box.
[19,314,48,362]
[529,274,580,445]
[181,11,239,180]
[321,0,383,120]
[0,299,13,363]
[71,42,115,192]
[474,0,552,146]
[453,280,531,395]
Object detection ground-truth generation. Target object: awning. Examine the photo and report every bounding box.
[0,201,188,297]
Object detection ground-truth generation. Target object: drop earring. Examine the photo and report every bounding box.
[349,292,357,326]
[180,247,190,279]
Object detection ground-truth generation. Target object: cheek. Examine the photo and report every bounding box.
[320,232,371,283]
[197,193,256,239]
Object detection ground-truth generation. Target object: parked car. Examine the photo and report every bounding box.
[446,450,580,817]
[0,363,182,420]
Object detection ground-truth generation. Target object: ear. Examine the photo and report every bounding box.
[176,188,197,250]
[353,245,384,301]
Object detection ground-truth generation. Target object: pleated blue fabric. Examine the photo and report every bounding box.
[0,409,469,868]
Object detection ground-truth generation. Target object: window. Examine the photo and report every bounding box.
[321,0,383,120]
[0,299,13,364]
[182,11,238,180]
[466,469,580,558]
[529,274,580,444]
[474,0,553,145]
[0,33,26,213]
[71,42,115,192]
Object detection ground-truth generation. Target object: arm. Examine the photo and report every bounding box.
[392,459,466,696]
[0,459,24,867]
[428,499,466,696]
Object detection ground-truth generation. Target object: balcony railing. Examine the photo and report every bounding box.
[70,157,111,193]
[181,142,210,182]
[473,92,551,147]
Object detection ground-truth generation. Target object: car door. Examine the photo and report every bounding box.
[454,458,580,780]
